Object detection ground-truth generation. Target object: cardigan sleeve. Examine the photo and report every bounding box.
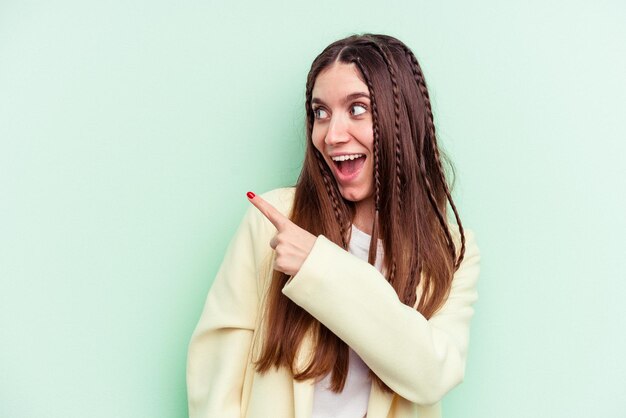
[186,205,269,418]
[281,227,480,406]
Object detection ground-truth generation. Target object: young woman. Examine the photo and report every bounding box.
[187,34,481,418]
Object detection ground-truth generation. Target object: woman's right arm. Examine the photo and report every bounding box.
[186,205,270,418]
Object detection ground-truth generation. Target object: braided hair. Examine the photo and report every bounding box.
[255,34,467,393]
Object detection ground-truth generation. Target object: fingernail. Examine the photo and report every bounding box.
[247,191,255,199]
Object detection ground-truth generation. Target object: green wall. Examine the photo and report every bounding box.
[1,1,624,417]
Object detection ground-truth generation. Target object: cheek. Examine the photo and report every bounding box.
[311,126,324,152]
[357,126,375,151]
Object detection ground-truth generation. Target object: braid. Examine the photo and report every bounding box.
[369,42,404,212]
[363,40,405,285]
[354,58,382,266]
[400,44,466,270]
[405,250,422,307]
[307,84,350,248]
[316,151,350,249]
[354,59,381,213]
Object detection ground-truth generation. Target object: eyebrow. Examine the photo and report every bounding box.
[311,92,370,106]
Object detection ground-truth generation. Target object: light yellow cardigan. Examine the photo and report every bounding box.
[187,187,481,418]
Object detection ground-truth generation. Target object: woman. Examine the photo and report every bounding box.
[187,34,481,418]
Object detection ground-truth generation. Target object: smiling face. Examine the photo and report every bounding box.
[311,62,375,214]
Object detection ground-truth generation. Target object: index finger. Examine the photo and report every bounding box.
[246,191,289,230]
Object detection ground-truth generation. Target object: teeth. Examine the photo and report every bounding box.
[331,154,364,162]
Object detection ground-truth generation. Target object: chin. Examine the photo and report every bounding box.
[338,187,370,203]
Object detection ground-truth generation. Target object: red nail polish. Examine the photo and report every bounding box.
[247,191,255,199]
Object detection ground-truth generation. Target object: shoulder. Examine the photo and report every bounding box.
[239,186,296,235]
[447,223,481,292]
[240,187,296,268]
[448,223,480,276]
[259,187,296,217]
[447,223,479,259]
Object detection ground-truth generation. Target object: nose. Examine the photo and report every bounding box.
[324,114,351,146]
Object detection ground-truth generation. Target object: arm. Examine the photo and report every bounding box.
[281,227,480,405]
[186,205,270,418]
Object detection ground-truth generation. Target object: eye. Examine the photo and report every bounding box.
[351,104,367,116]
[313,107,329,120]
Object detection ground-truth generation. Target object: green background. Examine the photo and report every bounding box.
[1,1,624,417]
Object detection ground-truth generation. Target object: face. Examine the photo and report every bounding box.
[311,62,375,210]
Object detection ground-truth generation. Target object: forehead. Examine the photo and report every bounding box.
[312,62,367,97]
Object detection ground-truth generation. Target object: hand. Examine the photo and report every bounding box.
[247,191,317,276]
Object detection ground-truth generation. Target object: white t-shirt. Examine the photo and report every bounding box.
[311,224,384,418]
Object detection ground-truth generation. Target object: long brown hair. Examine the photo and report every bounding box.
[254,34,466,393]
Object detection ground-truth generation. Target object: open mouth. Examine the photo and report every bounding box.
[331,154,366,178]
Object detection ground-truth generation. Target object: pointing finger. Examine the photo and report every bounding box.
[247,191,289,230]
